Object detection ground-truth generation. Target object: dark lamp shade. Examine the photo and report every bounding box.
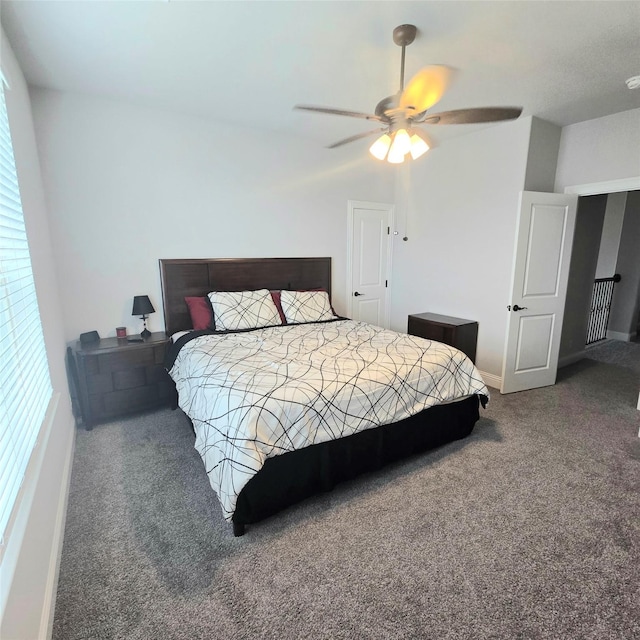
[132,295,155,316]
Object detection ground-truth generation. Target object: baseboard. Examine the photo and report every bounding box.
[606,330,633,342]
[41,413,76,640]
[478,370,501,391]
[558,350,586,368]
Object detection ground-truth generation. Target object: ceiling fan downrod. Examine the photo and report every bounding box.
[393,24,417,92]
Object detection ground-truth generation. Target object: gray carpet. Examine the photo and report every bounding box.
[585,338,640,374]
[53,351,640,639]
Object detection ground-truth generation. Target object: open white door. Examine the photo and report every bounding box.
[501,191,578,394]
[346,201,393,327]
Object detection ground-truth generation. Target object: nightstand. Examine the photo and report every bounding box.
[408,312,478,363]
[68,332,176,430]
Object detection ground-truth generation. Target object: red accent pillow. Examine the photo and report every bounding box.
[270,291,287,324]
[184,296,214,330]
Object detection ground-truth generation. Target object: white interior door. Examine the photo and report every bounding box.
[347,201,393,327]
[501,191,578,394]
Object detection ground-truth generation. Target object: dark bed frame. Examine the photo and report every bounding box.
[159,257,481,536]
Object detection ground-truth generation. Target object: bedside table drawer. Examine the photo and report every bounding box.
[98,348,155,372]
[113,367,146,390]
[409,319,446,342]
[103,386,159,415]
[86,372,113,395]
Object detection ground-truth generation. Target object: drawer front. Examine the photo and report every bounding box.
[98,347,155,373]
[82,354,100,376]
[113,367,146,390]
[102,386,159,415]
[86,372,113,395]
[409,319,449,343]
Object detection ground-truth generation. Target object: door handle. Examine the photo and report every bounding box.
[353,291,364,297]
[507,304,528,311]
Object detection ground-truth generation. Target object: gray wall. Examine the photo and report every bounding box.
[595,192,627,278]
[559,194,607,361]
[523,117,561,191]
[609,190,640,338]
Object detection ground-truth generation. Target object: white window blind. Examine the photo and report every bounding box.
[0,80,52,547]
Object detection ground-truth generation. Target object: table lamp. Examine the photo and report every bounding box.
[132,295,155,338]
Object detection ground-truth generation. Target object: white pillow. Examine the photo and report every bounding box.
[208,289,281,331]
[280,290,336,324]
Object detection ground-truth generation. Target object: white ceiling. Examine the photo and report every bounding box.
[2,0,640,150]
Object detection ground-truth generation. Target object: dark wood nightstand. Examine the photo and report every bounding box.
[68,332,176,430]
[408,312,478,363]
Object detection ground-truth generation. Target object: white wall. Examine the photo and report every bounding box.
[0,29,75,640]
[390,117,532,380]
[555,108,640,191]
[30,88,395,341]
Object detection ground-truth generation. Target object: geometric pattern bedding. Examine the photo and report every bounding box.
[168,319,489,522]
[280,289,336,324]
[208,288,281,331]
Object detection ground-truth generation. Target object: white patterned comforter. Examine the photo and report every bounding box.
[168,319,489,521]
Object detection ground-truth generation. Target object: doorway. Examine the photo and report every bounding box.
[560,185,640,366]
[346,200,394,328]
[561,178,640,412]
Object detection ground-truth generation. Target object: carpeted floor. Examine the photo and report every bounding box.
[52,346,640,640]
[585,338,640,374]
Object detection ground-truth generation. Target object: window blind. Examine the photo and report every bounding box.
[0,81,52,547]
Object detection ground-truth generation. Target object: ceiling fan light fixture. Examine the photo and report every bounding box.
[387,148,405,164]
[387,128,412,162]
[409,132,430,159]
[369,133,392,160]
[390,128,411,155]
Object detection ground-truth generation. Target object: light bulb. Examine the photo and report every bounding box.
[369,134,391,160]
[387,146,405,163]
[390,129,411,154]
[409,133,430,159]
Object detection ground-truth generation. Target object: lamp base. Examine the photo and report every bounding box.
[140,328,151,339]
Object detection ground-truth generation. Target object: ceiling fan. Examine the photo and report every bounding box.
[294,24,523,163]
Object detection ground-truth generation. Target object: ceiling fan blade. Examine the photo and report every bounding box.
[294,105,384,122]
[422,107,523,125]
[399,65,454,115]
[326,129,386,149]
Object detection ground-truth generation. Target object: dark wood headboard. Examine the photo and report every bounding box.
[159,257,332,335]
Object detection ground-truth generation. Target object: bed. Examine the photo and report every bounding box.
[160,257,489,536]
